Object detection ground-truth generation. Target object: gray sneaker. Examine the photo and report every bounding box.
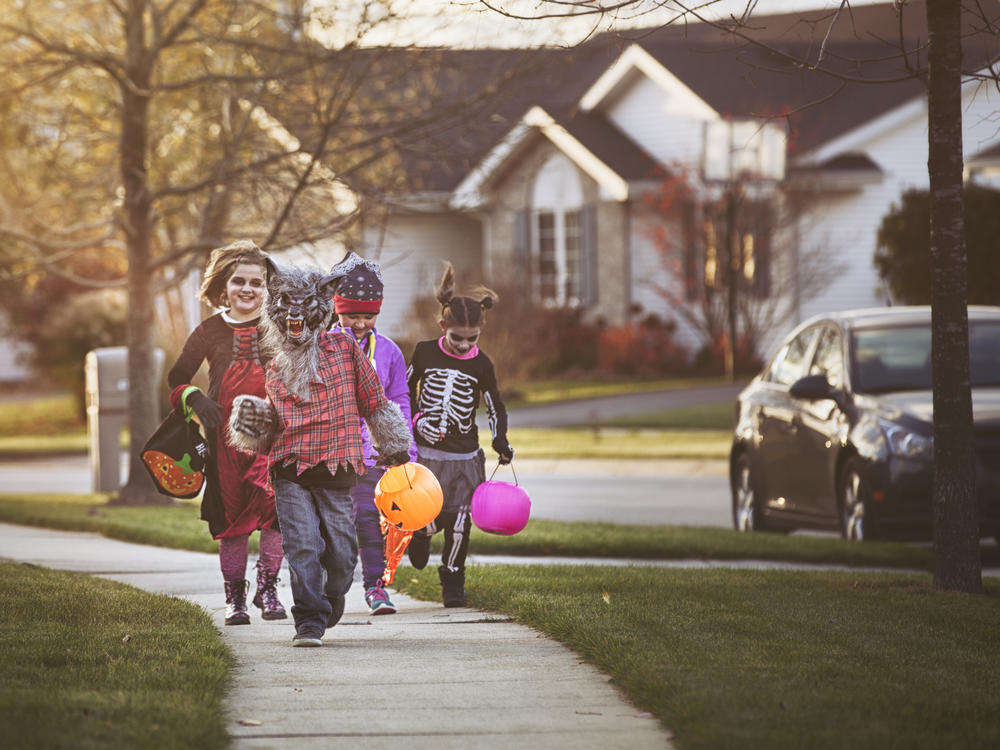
[292,633,323,647]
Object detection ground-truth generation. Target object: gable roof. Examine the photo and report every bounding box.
[450,104,657,208]
[288,2,1000,197]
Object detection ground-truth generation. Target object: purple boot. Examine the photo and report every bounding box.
[224,579,250,625]
[252,561,288,621]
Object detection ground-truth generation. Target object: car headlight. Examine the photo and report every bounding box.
[880,421,933,461]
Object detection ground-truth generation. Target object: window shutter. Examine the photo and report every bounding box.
[580,204,598,307]
[514,209,531,269]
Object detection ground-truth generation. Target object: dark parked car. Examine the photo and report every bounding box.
[730,306,1000,541]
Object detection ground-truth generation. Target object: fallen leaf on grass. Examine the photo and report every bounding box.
[601,587,610,605]
[121,634,131,643]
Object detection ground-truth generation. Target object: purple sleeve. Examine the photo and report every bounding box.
[380,337,418,461]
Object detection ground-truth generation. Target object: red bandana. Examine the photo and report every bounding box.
[334,294,382,313]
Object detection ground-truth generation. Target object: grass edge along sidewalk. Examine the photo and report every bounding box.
[0,561,232,750]
[397,564,1000,750]
[0,492,935,570]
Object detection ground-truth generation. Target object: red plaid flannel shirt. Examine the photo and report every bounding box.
[266,331,387,476]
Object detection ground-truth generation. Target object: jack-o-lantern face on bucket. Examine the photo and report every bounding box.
[375,462,443,531]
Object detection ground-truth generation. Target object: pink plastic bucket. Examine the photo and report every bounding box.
[470,477,531,536]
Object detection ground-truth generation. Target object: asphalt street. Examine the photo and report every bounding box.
[0,453,732,527]
[1,385,740,527]
[502,382,744,427]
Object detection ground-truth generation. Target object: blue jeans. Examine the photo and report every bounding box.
[272,479,357,636]
[351,467,386,590]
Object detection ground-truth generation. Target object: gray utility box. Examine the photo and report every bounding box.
[85,347,164,493]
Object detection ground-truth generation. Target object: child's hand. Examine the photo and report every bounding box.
[186,391,222,428]
[229,396,275,439]
[492,437,514,465]
[414,414,444,444]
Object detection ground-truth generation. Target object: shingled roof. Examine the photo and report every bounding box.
[292,1,1000,196]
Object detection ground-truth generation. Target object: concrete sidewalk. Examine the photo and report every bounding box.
[0,522,672,749]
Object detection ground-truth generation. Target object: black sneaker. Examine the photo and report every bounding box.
[407,532,431,570]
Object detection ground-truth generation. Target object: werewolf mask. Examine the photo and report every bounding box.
[259,258,341,400]
[263,258,338,348]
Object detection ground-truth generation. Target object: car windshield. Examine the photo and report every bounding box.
[852,321,1000,393]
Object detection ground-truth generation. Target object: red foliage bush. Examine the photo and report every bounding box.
[596,314,689,377]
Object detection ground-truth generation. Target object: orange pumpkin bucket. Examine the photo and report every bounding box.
[375,462,444,531]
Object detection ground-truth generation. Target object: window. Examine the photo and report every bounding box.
[531,154,584,307]
[700,197,773,298]
[810,326,844,388]
[765,327,818,386]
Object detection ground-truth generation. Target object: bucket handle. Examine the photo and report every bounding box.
[488,460,518,485]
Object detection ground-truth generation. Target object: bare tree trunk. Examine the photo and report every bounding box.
[926,0,980,592]
[115,0,170,505]
[723,182,738,382]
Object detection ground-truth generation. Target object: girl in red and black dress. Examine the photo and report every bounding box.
[167,240,286,625]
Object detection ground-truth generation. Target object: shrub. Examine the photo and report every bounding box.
[596,314,689,376]
[30,289,127,416]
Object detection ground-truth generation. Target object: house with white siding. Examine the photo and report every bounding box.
[7,2,994,382]
[348,1,1000,362]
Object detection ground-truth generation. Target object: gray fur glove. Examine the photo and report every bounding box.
[366,401,413,466]
[227,395,278,454]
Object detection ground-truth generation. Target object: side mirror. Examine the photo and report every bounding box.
[789,374,835,401]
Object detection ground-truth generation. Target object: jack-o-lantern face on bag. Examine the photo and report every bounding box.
[142,450,205,497]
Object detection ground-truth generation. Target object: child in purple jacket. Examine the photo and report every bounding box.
[329,252,417,614]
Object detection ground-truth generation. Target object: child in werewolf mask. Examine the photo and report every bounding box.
[228,257,411,648]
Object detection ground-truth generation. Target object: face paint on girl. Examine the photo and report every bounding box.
[225,263,266,321]
[441,324,481,356]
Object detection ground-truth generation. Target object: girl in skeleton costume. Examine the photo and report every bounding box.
[167,240,286,626]
[406,263,514,607]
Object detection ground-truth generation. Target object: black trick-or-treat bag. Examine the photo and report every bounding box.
[140,386,210,499]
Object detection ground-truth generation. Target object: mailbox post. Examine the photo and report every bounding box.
[84,347,164,492]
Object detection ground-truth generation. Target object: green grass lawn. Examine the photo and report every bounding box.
[499,426,732,458]
[0,561,232,749]
[0,494,225,554]
[0,492,943,570]
[0,394,83,436]
[394,564,1000,750]
[0,432,90,457]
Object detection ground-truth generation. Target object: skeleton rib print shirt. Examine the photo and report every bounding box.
[407,337,509,455]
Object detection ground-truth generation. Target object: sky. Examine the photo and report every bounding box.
[307,0,889,48]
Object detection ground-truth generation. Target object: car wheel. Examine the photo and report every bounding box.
[839,459,867,541]
[732,453,764,532]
